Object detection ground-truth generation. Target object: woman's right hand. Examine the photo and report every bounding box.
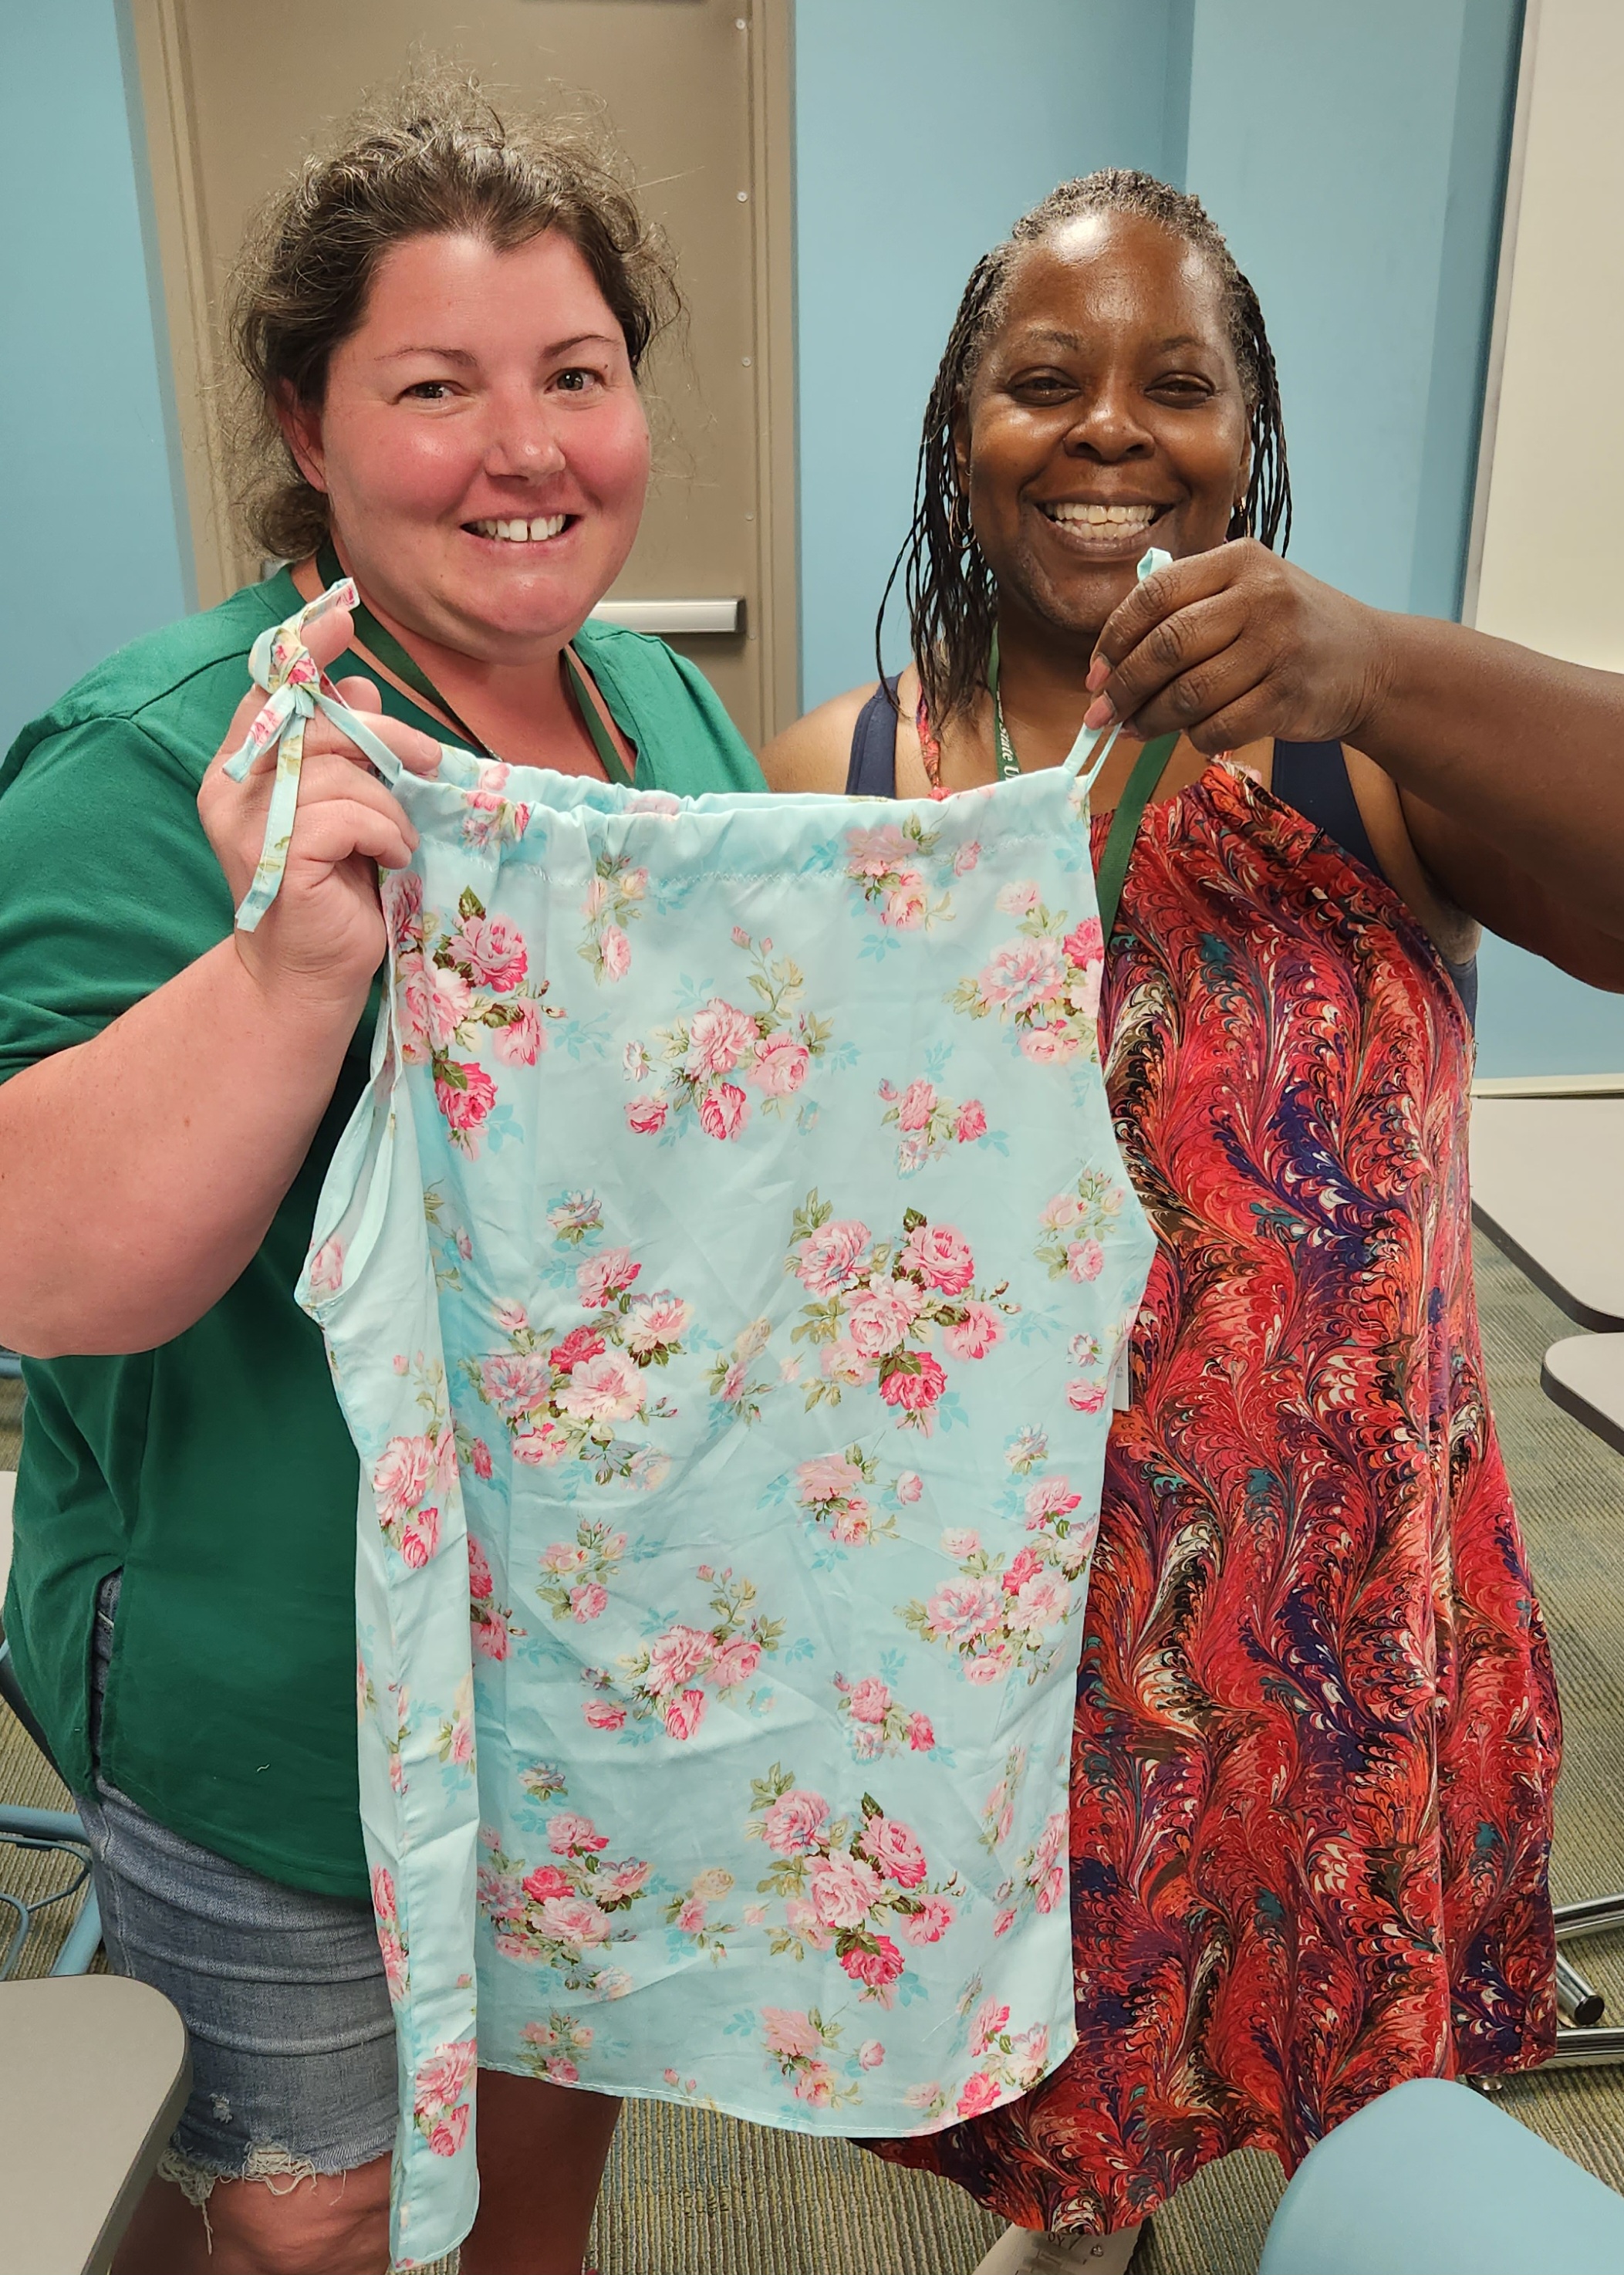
[197,606,444,1011]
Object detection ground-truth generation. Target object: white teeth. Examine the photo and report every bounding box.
[469,515,570,542]
[1043,502,1159,527]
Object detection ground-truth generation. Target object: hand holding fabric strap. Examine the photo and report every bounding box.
[222,577,413,933]
[1059,549,1171,790]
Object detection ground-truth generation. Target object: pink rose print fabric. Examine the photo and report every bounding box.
[622,929,833,1141]
[255,583,1153,2267]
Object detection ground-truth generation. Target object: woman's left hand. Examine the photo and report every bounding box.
[1089,538,1624,986]
[1084,539,1392,754]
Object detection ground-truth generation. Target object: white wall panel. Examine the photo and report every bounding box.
[1472,0,1624,668]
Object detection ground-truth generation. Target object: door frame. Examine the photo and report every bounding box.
[122,0,802,736]
[1460,0,1538,629]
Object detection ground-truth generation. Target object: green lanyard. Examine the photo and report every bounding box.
[315,539,633,786]
[988,627,1176,943]
[1092,731,1177,943]
[987,627,1024,783]
[560,651,635,788]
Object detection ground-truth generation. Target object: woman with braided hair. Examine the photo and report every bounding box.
[767,171,1603,2272]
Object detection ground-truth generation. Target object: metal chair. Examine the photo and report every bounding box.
[1468,1089,1624,2075]
[1543,1892,1624,2070]
[0,1639,103,1979]
[1518,1330,1624,2070]
[0,1411,103,1978]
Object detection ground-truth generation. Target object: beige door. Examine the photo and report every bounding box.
[126,0,797,745]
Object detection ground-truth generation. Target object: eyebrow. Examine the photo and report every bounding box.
[1011,327,1213,356]
[380,332,621,363]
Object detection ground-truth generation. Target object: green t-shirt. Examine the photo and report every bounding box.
[0,568,764,1897]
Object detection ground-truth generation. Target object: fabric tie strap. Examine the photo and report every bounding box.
[1059,548,1175,944]
[222,577,409,932]
[1056,546,1170,789]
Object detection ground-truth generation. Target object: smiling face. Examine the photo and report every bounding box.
[957,211,1251,651]
[281,227,650,659]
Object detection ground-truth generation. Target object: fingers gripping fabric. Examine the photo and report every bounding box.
[221,578,407,932]
[243,585,1154,2270]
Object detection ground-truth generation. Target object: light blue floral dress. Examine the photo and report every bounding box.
[228,584,1155,2268]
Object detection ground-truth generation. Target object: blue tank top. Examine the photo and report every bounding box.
[845,679,1477,1026]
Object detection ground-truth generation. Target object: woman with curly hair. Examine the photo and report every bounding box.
[0,79,759,2275]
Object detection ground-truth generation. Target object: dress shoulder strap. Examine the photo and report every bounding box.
[1271,739,1380,874]
[1271,738,1477,1028]
[846,678,902,796]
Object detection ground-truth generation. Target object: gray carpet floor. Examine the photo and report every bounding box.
[4,1228,1622,2273]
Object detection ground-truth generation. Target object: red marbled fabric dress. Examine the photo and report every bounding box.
[875,759,1560,2230]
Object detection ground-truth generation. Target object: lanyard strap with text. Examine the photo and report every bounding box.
[996,548,1175,945]
[315,539,633,787]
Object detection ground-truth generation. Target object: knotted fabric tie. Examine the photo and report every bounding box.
[222,576,407,932]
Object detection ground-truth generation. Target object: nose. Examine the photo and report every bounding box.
[481,384,569,483]
[1062,378,1154,463]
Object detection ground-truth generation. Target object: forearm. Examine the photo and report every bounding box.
[1355,614,1624,940]
[1096,549,1624,943]
[0,939,369,1357]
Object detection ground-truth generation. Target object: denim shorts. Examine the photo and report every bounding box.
[73,1575,397,2194]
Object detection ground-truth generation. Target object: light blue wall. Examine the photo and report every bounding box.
[1179,0,1620,1075]
[4,4,1617,1070]
[792,0,1523,700]
[1474,935,1624,1077]
[1180,0,1520,619]
[0,0,189,752]
[792,0,1616,1074]
[1411,0,1526,619]
[792,0,1191,709]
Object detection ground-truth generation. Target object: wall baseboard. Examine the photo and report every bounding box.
[1472,1073,1624,1097]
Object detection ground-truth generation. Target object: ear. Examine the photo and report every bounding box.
[275,382,329,495]
[1233,434,1253,518]
[950,405,971,501]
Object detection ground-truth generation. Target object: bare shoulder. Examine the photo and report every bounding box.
[1344,745,1480,965]
[760,681,879,793]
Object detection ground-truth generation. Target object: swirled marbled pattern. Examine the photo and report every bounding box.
[874,762,1559,2229]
